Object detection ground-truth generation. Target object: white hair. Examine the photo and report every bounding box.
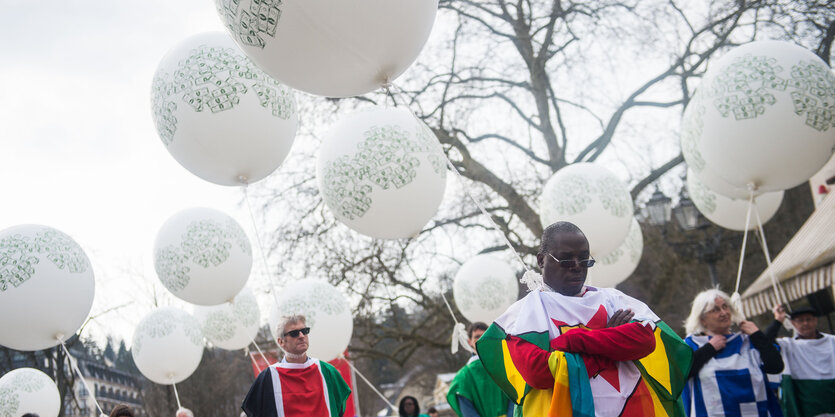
[684,288,743,335]
[275,314,306,341]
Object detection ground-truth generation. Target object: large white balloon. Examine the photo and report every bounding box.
[268,279,352,362]
[317,107,447,239]
[687,171,784,231]
[193,287,260,350]
[215,0,439,97]
[453,255,519,324]
[0,368,61,417]
[586,218,643,288]
[539,163,634,256]
[696,40,835,193]
[151,32,298,186]
[0,225,95,351]
[132,307,204,385]
[154,207,253,306]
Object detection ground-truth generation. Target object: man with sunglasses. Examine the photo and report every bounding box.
[241,315,351,417]
[477,222,692,416]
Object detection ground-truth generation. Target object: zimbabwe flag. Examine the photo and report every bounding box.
[476,287,692,417]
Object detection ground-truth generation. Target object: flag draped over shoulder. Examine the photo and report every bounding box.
[476,287,692,417]
[776,334,835,417]
[241,357,351,417]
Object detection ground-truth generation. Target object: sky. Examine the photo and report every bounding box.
[0,1,260,345]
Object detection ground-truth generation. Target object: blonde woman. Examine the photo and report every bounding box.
[682,289,784,416]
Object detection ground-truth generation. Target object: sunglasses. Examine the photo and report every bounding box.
[548,253,595,268]
[283,327,311,338]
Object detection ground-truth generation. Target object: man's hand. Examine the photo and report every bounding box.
[739,320,759,335]
[708,334,726,351]
[607,309,634,328]
[772,304,787,322]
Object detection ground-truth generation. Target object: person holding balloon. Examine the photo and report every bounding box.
[681,289,783,416]
[477,221,692,416]
[241,314,351,417]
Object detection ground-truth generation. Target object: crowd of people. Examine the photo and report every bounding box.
[75,221,831,417]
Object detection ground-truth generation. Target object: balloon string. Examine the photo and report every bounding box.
[753,201,791,313]
[388,83,531,274]
[249,337,271,371]
[172,382,183,409]
[340,354,396,411]
[242,185,283,308]
[59,340,106,417]
[733,188,756,296]
[248,351,263,373]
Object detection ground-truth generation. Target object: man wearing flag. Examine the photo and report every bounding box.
[447,322,514,417]
[768,305,835,417]
[476,222,693,417]
[241,315,352,417]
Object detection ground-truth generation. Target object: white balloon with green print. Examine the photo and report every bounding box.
[131,307,204,385]
[268,279,352,362]
[193,287,261,351]
[317,107,447,239]
[0,224,95,351]
[697,40,835,193]
[586,218,643,288]
[0,368,60,417]
[686,170,783,231]
[453,255,519,324]
[151,31,298,186]
[214,0,439,97]
[154,207,253,306]
[539,163,634,257]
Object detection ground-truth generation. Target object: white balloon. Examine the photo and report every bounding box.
[539,163,634,256]
[0,368,60,417]
[697,40,835,193]
[317,107,447,239]
[687,171,784,231]
[586,218,643,288]
[131,307,204,385]
[193,287,260,350]
[215,0,439,97]
[154,207,252,306]
[452,255,519,324]
[0,225,95,351]
[268,279,352,362]
[151,32,298,186]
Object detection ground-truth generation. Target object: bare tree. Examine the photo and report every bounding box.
[248,0,834,400]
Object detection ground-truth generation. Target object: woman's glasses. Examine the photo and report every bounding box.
[548,253,595,268]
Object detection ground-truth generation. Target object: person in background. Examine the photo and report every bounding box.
[426,406,439,417]
[21,414,39,417]
[682,289,783,416]
[399,395,428,417]
[447,322,513,417]
[109,405,135,417]
[242,314,351,417]
[767,304,835,417]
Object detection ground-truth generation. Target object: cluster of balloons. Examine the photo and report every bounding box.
[682,40,835,228]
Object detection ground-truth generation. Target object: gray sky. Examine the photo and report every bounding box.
[0,0,259,345]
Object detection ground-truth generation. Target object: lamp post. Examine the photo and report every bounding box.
[646,187,721,287]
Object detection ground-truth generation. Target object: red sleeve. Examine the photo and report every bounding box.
[505,335,555,389]
[550,322,656,361]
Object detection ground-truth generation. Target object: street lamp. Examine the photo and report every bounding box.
[646,186,721,287]
[646,188,672,226]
